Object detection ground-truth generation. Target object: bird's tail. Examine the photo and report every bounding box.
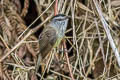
[35,54,42,73]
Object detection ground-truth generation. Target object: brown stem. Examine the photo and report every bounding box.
[54,0,58,15]
[63,40,75,80]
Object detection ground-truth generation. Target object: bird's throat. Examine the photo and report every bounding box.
[54,32,64,48]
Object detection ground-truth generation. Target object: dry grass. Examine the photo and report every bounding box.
[0,0,120,80]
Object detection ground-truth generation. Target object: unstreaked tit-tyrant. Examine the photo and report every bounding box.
[36,14,69,72]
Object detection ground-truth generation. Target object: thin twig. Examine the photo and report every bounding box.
[0,30,33,62]
[18,0,55,40]
[63,40,75,80]
[54,0,58,15]
[0,4,54,62]
[93,0,120,67]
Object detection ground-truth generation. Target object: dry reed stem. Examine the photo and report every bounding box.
[93,0,120,67]
[1,0,120,79]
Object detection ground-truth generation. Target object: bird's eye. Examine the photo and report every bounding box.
[57,19,62,21]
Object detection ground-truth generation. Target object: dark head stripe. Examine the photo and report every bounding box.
[53,14,66,19]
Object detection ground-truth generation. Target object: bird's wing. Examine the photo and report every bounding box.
[39,26,57,59]
[36,26,58,72]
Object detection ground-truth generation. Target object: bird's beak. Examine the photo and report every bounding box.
[66,16,69,19]
[62,16,69,20]
[66,16,71,19]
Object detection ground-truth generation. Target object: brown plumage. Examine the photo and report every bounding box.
[35,14,69,72]
[39,26,57,59]
[36,26,57,72]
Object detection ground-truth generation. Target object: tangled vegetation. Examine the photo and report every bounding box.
[0,0,120,80]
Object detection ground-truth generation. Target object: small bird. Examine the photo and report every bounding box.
[36,14,69,72]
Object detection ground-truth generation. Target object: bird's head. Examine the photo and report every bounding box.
[49,14,69,35]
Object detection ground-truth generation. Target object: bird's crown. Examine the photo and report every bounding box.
[52,14,68,21]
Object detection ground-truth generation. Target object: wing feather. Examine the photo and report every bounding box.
[39,26,57,58]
